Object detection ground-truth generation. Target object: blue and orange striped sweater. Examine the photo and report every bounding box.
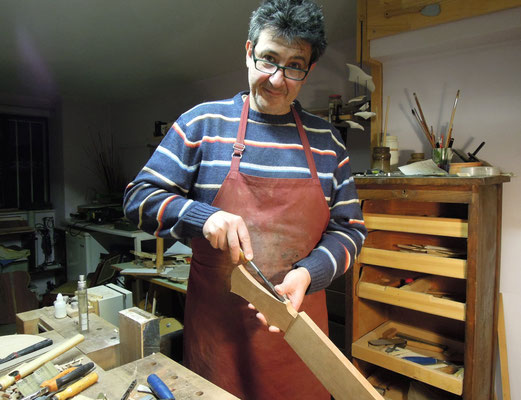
[123,92,366,293]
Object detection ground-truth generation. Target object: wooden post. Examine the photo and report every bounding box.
[119,307,160,365]
[156,237,164,273]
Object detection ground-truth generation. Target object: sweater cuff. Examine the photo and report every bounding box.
[294,251,331,294]
[176,202,220,238]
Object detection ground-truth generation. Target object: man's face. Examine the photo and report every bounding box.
[246,29,313,115]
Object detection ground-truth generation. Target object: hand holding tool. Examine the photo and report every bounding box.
[22,362,94,400]
[147,374,175,399]
[239,250,286,302]
[52,371,98,400]
[0,339,53,365]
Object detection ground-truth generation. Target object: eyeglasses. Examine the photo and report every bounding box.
[251,46,309,81]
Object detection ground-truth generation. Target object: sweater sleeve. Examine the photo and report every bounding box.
[123,120,220,239]
[294,146,367,293]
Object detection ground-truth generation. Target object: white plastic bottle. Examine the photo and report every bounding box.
[54,293,67,319]
[77,275,89,332]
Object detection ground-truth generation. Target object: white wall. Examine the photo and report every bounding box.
[372,8,521,398]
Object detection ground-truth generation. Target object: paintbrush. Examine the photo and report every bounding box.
[412,109,435,148]
[445,90,460,148]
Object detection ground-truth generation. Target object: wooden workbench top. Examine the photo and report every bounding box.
[81,352,239,400]
[16,307,120,370]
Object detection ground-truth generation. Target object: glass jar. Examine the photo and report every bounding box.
[371,146,391,172]
[328,94,343,123]
[384,135,399,170]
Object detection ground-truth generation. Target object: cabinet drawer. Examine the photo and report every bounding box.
[357,266,466,321]
[352,321,464,395]
[364,213,468,238]
[359,247,467,279]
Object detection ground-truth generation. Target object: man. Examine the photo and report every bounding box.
[123,0,366,398]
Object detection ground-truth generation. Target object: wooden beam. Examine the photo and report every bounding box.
[119,307,160,365]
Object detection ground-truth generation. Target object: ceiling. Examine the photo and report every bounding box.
[0,0,357,102]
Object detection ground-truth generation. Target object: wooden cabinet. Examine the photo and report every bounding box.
[350,176,509,399]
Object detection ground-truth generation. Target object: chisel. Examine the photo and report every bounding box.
[22,362,94,400]
[51,371,98,400]
[0,339,53,365]
[239,250,286,302]
[147,374,175,399]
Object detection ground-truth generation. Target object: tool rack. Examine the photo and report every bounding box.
[350,175,509,399]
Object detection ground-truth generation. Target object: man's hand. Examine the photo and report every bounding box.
[202,210,253,263]
[249,267,311,333]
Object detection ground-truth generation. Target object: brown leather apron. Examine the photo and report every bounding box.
[184,96,331,400]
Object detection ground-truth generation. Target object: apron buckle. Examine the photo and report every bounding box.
[232,142,246,158]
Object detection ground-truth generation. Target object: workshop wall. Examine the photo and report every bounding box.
[370,8,521,397]
[111,38,370,183]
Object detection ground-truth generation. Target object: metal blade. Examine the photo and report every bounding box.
[239,250,286,302]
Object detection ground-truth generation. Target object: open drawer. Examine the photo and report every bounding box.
[357,266,466,321]
[352,320,464,395]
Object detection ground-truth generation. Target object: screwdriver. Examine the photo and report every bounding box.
[52,371,98,400]
[22,362,93,400]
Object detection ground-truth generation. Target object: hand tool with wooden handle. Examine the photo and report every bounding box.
[52,371,98,400]
[147,374,175,399]
[0,338,53,365]
[22,362,94,400]
[239,250,286,302]
[0,334,85,390]
[230,265,384,400]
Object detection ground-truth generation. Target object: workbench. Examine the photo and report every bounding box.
[16,307,120,370]
[112,262,188,294]
[12,308,239,399]
[66,220,156,254]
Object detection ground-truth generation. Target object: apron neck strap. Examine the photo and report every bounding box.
[232,94,319,181]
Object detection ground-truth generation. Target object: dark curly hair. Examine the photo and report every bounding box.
[248,0,328,66]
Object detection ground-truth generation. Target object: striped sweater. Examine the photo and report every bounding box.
[123,92,366,293]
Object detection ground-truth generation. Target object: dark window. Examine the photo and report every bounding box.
[0,114,51,209]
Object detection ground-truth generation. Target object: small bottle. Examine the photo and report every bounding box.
[54,293,67,319]
[371,146,391,172]
[77,275,89,332]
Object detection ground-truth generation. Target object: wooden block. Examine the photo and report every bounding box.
[119,307,160,365]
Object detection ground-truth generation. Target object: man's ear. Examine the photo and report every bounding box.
[245,41,253,66]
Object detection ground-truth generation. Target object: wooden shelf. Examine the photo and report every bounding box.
[357,266,466,321]
[359,247,467,279]
[352,321,464,395]
[364,213,468,238]
[351,176,509,399]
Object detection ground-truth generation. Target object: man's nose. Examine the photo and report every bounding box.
[269,68,286,86]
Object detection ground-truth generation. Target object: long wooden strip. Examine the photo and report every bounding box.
[498,293,511,400]
[364,213,468,238]
[230,266,383,400]
[359,248,467,279]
